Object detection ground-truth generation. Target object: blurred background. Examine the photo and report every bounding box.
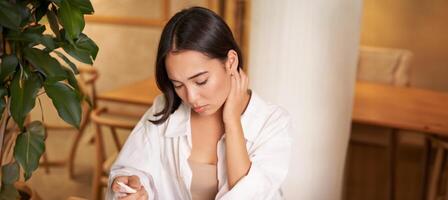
[27,0,448,199]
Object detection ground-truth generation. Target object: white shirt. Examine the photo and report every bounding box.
[107,91,292,200]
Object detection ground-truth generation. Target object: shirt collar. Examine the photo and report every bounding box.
[163,91,265,142]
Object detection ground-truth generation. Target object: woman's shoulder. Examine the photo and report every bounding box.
[243,91,292,140]
[247,91,291,122]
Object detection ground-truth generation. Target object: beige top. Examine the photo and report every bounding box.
[188,159,218,200]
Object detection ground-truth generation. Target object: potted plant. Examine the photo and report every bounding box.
[0,0,98,198]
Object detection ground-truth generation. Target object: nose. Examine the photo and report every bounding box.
[186,87,200,105]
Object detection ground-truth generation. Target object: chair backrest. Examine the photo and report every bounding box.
[90,106,139,200]
[357,46,413,86]
[77,65,99,108]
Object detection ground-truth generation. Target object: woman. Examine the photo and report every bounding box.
[108,7,292,200]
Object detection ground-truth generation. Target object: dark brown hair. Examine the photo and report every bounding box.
[150,6,243,124]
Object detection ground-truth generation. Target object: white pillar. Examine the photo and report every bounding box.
[248,1,362,199]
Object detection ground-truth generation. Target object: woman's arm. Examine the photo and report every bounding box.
[224,119,251,189]
[219,112,292,200]
[222,65,252,189]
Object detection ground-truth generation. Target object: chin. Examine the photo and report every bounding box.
[194,110,213,116]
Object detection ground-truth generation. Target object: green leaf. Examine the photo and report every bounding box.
[2,162,19,184]
[40,35,57,51]
[0,1,22,30]
[14,121,46,181]
[54,51,78,74]
[4,29,24,41]
[5,25,56,49]
[62,33,98,64]
[0,55,18,81]
[23,47,67,82]
[0,184,19,200]
[62,43,92,64]
[47,8,60,39]
[17,2,31,27]
[15,32,41,44]
[77,33,98,60]
[25,25,46,34]
[44,82,81,128]
[10,72,41,129]
[62,67,83,103]
[63,67,79,90]
[70,0,94,14]
[58,0,84,40]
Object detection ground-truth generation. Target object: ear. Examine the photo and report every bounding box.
[225,50,239,75]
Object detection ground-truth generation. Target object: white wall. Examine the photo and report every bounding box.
[248,1,363,199]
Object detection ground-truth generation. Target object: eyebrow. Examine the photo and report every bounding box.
[170,71,209,82]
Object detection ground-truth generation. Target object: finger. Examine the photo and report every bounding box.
[122,187,145,200]
[227,74,234,99]
[112,183,122,193]
[235,67,241,80]
[115,176,129,184]
[118,187,144,200]
[120,192,137,200]
[232,63,239,74]
[112,176,128,192]
[239,70,247,91]
[235,70,241,93]
[115,192,128,199]
[128,175,142,190]
[230,68,240,92]
[241,71,249,91]
[120,190,145,200]
[231,73,238,97]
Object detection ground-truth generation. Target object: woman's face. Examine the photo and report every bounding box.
[165,50,237,116]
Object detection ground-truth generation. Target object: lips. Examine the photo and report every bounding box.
[193,105,206,113]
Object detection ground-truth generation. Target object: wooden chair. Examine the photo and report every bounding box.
[39,66,99,179]
[426,137,448,200]
[90,106,140,200]
[345,46,414,200]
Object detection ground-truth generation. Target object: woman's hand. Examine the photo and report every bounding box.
[112,175,148,200]
[223,67,250,125]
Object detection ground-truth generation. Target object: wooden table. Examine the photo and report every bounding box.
[98,78,160,106]
[353,82,448,136]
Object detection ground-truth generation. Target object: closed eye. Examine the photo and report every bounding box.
[196,79,208,86]
[173,84,183,89]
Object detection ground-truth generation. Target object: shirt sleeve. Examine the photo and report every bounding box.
[219,108,293,200]
[106,97,163,200]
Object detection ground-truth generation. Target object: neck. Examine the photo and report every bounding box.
[191,107,225,136]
